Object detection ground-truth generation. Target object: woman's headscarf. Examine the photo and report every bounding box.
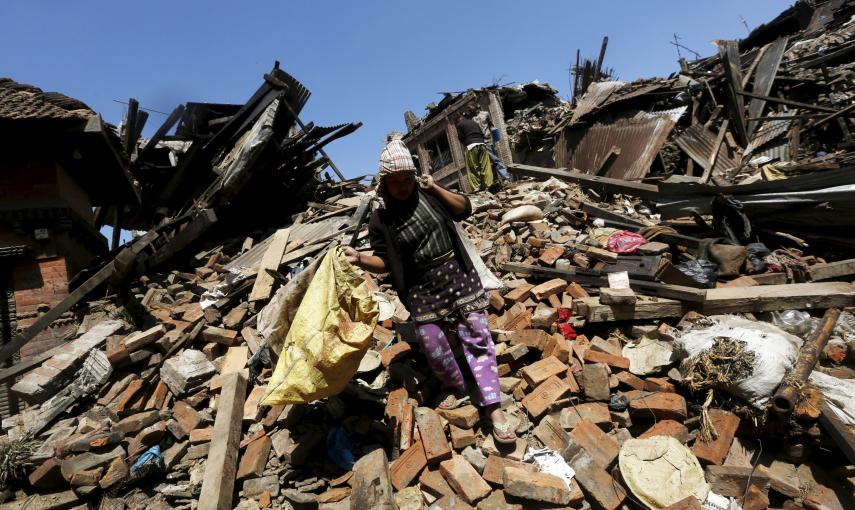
[378,139,416,178]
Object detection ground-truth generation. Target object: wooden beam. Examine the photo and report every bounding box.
[507,164,659,201]
[135,104,185,163]
[198,372,248,510]
[820,402,855,464]
[800,103,855,135]
[809,258,855,282]
[704,119,729,183]
[146,209,218,269]
[746,38,788,134]
[594,145,621,176]
[718,40,749,147]
[736,90,837,113]
[248,228,290,302]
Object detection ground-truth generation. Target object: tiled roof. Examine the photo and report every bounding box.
[0,78,95,121]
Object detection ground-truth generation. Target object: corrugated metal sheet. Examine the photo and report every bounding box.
[569,114,677,180]
[673,125,741,175]
[754,139,791,163]
[570,81,625,123]
[224,217,348,272]
[642,106,688,123]
[745,110,793,155]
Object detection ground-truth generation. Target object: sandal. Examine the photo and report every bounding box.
[436,391,469,410]
[492,419,517,445]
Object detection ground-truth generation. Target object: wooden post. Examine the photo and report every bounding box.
[198,372,248,510]
[111,207,122,250]
[487,90,513,167]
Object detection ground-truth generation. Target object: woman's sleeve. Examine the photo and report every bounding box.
[368,213,391,270]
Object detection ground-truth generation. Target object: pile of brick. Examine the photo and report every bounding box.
[1,170,853,510]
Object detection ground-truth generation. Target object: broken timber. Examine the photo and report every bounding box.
[507,164,660,201]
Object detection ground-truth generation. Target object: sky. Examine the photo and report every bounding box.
[1,1,788,182]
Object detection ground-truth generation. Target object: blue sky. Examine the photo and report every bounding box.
[2,1,787,181]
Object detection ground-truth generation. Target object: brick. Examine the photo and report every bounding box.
[190,427,214,444]
[582,363,611,401]
[420,468,455,498]
[437,405,479,429]
[416,407,452,465]
[432,495,475,510]
[521,356,566,387]
[692,409,740,465]
[503,283,534,303]
[488,290,506,312]
[243,385,265,422]
[476,490,523,510]
[28,458,65,489]
[505,329,549,350]
[639,420,690,443]
[539,246,565,266]
[803,484,844,510]
[530,278,568,301]
[565,282,590,299]
[99,456,128,490]
[705,465,770,498]
[644,377,676,393]
[570,419,619,468]
[569,450,626,510]
[222,305,248,329]
[114,378,145,416]
[662,496,701,510]
[172,400,201,438]
[220,346,249,375]
[532,415,571,452]
[521,375,569,418]
[548,293,562,308]
[560,402,612,430]
[627,391,687,421]
[496,343,528,363]
[144,380,170,410]
[69,466,103,486]
[504,466,577,505]
[583,349,630,369]
[531,303,558,329]
[439,455,492,505]
[200,326,239,346]
[500,305,532,331]
[124,325,167,352]
[542,334,571,363]
[450,425,476,450]
[390,440,427,490]
[128,420,167,457]
[740,484,770,510]
[615,370,645,390]
[400,401,415,451]
[379,341,412,367]
[599,287,637,305]
[237,435,272,480]
[482,455,537,485]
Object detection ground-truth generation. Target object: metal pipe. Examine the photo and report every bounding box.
[772,308,841,414]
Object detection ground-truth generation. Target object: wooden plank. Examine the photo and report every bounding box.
[507,164,659,201]
[718,40,748,147]
[198,372,248,510]
[819,402,855,465]
[703,119,729,183]
[594,145,621,176]
[809,258,855,281]
[248,228,290,302]
[136,105,186,163]
[147,209,218,269]
[747,38,788,134]
[736,90,837,113]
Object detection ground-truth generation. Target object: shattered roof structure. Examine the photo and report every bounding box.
[0,79,95,122]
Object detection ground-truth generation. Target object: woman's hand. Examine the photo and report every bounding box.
[417,175,435,191]
[342,246,361,266]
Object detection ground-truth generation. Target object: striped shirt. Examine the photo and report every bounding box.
[389,191,453,266]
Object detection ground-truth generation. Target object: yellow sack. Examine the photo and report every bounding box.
[261,247,378,405]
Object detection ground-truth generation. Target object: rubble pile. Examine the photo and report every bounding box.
[3,2,855,510]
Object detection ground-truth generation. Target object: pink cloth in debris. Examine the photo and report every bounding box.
[607,230,647,255]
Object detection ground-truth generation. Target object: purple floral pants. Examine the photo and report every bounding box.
[415,311,501,406]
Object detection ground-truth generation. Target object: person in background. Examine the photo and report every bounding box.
[469,105,510,183]
[455,114,494,192]
[343,139,517,444]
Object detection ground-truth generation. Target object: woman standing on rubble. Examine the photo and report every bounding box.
[343,139,516,444]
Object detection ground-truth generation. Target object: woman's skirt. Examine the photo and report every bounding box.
[407,253,489,324]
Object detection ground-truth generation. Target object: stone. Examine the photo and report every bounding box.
[705,465,770,498]
[160,349,216,396]
[395,486,425,510]
[439,455,492,505]
[476,490,522,510]
[692,409,740,465]
[503,466,578,505]
[569,450,626,510]
[350,448,394,510]
[582,363,611,401]
[242,475,280,498]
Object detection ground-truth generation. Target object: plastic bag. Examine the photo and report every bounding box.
[501,205,543,224]
[607,231,647,255]
[676,260,718,288]
[675,315,803,408]
[767,310,816,336]
[261,247,378,405]
[745,243,769,274]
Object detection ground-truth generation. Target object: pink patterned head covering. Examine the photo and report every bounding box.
[378,139,417,177]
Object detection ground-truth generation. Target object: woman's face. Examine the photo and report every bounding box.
[383,172,416,201]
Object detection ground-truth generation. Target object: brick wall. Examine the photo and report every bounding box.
[13,257,76,361]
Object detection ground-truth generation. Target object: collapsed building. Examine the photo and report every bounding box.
[1,1,855,510]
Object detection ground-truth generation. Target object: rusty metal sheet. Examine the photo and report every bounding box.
[674,125,740,175]
[747,37,788,134]
[569,113,677,180]
[570,81,625,123]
